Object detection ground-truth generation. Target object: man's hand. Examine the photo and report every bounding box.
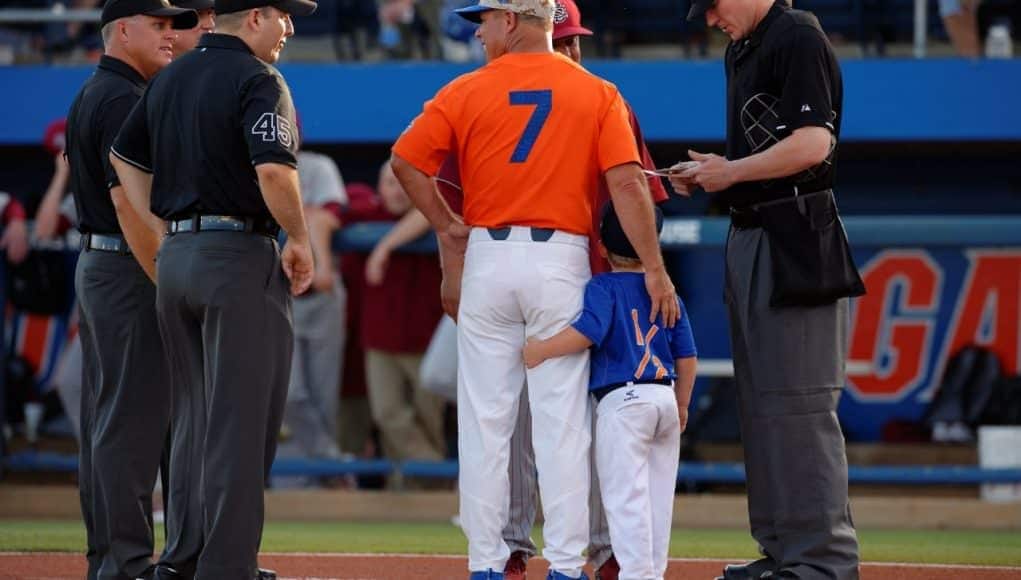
[681,150,737,193]
[523,337,545,369]
[440,273,460,322]
[645,265,679,327]
[0,220,30,264]
[281,238,314,295]
[365,246,391,286]
[678,406,689,433]
[666,160,699,197]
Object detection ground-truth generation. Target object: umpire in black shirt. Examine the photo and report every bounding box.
[110,1,316,579]
[65,1,196,579]
[675,1,861,579]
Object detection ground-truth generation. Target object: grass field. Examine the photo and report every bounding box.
[1,521,1019,567]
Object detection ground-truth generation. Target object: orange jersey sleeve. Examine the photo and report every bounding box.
[395,53,641,236]
[597,93,643,174]
[392,82,461,177]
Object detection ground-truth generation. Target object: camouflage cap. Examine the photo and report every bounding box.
[455,0,555,23]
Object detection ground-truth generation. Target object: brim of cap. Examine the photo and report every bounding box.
[146,7,199,30]
[686,1,711,21]
[454,5,492,24]
[274,0,318,16]
[552,25,593,41]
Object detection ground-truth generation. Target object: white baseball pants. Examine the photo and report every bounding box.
[458,226,591,577]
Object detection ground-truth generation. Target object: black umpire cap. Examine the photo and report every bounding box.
[101,0,199,29]
[599,200,664,260]
[686,0,713,21]
[173,0,215,9]
[214,0,317,15]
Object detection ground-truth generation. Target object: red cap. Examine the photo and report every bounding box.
[42,118,66,156]
[552,0,592,41]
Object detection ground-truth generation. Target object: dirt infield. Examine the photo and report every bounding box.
[1,553,1019,579]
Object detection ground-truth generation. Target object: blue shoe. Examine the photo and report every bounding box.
[546,572,588,580]
[470,571,505,579]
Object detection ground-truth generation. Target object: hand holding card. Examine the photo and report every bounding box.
[642,161,700,178]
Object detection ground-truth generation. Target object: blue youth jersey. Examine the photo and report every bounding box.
[572,272,697,391]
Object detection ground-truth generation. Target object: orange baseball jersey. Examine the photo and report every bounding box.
[392,52,641,236]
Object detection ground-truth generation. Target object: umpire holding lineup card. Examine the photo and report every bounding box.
[673,1,865,579]
[110,1,317,578]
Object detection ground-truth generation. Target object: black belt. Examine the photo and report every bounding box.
[592,377,674,403]
[81,233,131,254]
[487,226,556,242]
[166,215,280,238]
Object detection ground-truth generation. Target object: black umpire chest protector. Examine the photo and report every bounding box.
[722,1,843,210]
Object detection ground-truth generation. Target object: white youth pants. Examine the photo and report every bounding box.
[596,384,681,580]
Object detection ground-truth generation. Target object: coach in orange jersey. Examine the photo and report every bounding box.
[390,1,678,578]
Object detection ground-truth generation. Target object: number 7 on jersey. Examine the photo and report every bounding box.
[509,90,552,163]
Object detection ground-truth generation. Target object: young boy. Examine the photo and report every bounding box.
[523,202,697,580]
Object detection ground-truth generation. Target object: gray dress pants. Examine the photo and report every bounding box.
[76,248,170,580]
[725,223,860,580]
[155,231,292,580]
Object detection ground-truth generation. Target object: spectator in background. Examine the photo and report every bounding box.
[2,117,69,263]
[363,161,446,486]
[44,0,104,62]
[438,0,484,61]
[23,118,82,440]
[378,0,440,59]
[172,0,215,57]
[335,181,390,476]
[32,118,73,241]
[0,191,30,265]
[942,0,982,57]
[279,135,349,474]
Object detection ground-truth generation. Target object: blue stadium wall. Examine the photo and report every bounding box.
[1,59,1020,143]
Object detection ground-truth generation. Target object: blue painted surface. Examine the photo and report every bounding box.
[1,59,1019,144]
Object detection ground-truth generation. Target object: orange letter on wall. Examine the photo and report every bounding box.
[848,251,940,400]
[945,251,1021,375]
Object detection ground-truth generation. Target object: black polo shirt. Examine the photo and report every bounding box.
[111,33,298,221]
[66,55,147,234]
[719,1,843,209]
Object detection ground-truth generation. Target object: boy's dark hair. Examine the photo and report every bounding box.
[599,200,664,261]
